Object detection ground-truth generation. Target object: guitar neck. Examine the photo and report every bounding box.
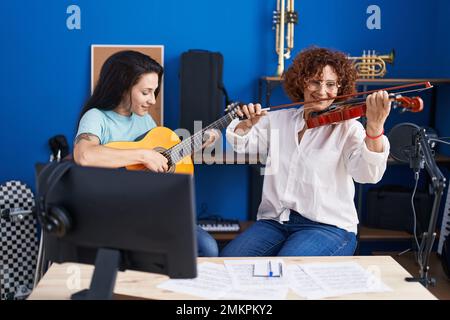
[164,113,236,164]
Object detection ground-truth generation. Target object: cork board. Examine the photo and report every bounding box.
[91,45,164,125]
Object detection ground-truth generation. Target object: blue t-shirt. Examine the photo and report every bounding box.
[76,108,157,145]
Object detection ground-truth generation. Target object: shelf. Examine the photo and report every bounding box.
[358,226,413,241]
[260,77,450,85]
[209,221,253,241]
[210,221,416,242]
[356,78,450,85]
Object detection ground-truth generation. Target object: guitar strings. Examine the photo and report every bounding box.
[161,113,235,163]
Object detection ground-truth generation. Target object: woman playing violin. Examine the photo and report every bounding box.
[220,47,391,257]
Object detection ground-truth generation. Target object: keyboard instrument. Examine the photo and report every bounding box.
[198,219,240,233]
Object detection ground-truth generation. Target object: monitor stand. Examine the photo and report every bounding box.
[71,248,121,300]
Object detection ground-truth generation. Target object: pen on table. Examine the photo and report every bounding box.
[268,260,273,277]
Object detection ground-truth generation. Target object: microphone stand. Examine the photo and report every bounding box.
[405,128,446,287]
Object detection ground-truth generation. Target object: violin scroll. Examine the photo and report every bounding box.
[391,96,423,113]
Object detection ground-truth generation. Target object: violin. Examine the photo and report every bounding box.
[305,95,423,129]
[260,81,433,129]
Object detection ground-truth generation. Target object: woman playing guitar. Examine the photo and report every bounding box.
[221,47,392,257]
[73,50,219,257]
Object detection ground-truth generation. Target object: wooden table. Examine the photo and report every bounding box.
[28,256,437,300]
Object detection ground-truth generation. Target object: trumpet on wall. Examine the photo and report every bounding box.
[348,49,395,79]
[273,0,298,76]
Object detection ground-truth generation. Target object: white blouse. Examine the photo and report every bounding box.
[226,108,390,234]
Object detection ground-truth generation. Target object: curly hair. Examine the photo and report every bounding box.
[283,47,357,102]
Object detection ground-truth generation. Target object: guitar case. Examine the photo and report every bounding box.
[179,49,230,135]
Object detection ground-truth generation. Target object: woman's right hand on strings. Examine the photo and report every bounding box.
[235,103,267,134]
[141,149,169,172]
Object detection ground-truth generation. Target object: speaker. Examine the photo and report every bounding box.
[366,185,432,234]
[36,162,73,238]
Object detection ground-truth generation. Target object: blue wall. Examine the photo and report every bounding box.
[1,0,449,220]
[435,0,450,155]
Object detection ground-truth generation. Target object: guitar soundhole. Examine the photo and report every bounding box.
[166,157,176,173]
[153,147,175,174]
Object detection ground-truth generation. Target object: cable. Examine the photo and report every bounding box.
[411,170,422,267]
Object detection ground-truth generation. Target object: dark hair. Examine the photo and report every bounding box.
[283,47,357,103]
[78,50,163,122]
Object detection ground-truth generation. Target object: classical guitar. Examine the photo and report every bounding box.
[104,103,241,175]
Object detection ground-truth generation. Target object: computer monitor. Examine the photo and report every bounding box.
[35,162,197,299]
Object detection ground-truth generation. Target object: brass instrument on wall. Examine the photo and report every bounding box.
[273,0,298,76]
[348,49,395,79]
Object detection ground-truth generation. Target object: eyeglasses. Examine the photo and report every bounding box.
[305,79,340,92]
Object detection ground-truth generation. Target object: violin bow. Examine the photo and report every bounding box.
[259,81,433,113]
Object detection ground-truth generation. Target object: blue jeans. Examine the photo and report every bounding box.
[220,211,356,257]
[197,226,219,257]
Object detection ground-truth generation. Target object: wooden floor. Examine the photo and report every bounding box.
[374,252,450,300]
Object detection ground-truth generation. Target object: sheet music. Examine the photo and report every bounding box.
[286,265,331,299]
[157,262,232,299]
[438,185,450,254]
[298,261,391,298]
[157,260,391,300]
[224,259,288,291]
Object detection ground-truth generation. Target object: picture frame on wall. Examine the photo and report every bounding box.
[91,45,164,126]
